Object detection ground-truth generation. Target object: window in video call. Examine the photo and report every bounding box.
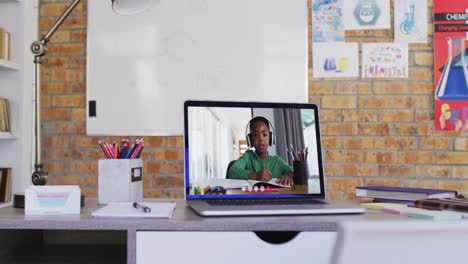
[187,106,322,196]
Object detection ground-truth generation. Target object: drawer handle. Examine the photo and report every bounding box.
[254,231,300,244]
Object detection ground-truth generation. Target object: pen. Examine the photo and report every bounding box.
[135,145,144,158]
[287,148,295,162]
[120,139,128,158]
[97,138,145,159]
[130,139,144,159]
[133,202,151,213]
[98,140,113,159]
[113,141,118,159]
[125,139,139,159]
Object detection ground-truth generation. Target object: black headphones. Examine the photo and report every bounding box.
[245,116,275,148]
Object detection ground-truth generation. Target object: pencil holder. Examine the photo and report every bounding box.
[293,160,309,185]
[98,159,143,204]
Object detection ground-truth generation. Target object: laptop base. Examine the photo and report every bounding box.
[188,200,365,217]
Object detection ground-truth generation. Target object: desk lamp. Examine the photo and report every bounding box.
[30,0,155,185]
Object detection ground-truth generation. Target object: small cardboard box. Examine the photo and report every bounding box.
[25,185,81,215]
[98,159,143,204]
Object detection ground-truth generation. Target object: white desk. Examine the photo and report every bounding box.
[0,199,417,264]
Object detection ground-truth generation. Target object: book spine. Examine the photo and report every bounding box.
[4,169,11,202]
[0,98,5,131]
[6,31,10,61]
[0,168,7,203]
[415,200,468,213]
[4,98,9,131]
[0,27,4,60]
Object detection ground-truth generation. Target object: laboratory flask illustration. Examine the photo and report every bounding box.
[400,4,415,35]
[435,36,468,101]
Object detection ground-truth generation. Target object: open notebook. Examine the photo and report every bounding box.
[184,100,364,216]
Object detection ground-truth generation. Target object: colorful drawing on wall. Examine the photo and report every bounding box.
[394,0,428,43]
[434,0,468,131]
[312,0,344,42]
[312,42,359,78]
[343,0,390,30]
[361,43,408,79]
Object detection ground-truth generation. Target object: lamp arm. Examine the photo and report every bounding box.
[44,0,81,44]
[31,0,81,57]
[30,0,81,186]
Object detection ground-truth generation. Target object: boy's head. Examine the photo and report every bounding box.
[249,116,270,132]
[247,116,273,152]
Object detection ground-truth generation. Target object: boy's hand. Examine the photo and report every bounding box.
[276,174,294,186]
[256,169,272,181]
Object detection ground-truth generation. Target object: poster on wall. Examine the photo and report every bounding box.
[434,0,468,131]
[361,43,408,79]
[394,0,428,43]
[312,0,344,42]
[343,0,390,30]
[312,42,359,78]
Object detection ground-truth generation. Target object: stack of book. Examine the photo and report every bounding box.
[355,185,457,205]
[0,27,11,61]
[0,97,10,132]
[0,168,11,203]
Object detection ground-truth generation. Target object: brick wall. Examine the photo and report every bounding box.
[39,0,184,198]
[39,0,468,200]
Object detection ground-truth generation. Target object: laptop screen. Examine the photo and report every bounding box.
[184,101,325,199]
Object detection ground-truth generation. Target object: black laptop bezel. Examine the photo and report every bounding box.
[184,100,326,200]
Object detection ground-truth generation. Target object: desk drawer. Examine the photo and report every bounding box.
[136,231,336,264]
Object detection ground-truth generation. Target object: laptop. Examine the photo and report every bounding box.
[184,100,365,216]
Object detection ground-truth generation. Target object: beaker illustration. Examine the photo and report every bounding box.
[435,37,468,101]
[323,57,336,71]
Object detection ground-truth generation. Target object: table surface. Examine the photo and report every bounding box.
[0,199,419,232]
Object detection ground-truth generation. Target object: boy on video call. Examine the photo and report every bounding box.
[227,116,294,185]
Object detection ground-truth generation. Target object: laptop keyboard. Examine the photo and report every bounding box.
[206,199,326,206]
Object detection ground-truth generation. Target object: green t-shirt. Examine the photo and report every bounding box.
[227,150,293,180]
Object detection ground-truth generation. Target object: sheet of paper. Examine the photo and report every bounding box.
[394,0,428,43]
[312,0,345,42]
[362,43,409,78]
[313,42,359,78]
[360,202,407,210]
[92,202,176,218]
[344,0,390,30]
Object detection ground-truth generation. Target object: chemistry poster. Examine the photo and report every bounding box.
[343,0,390,30]
[394,0,428,43]
[312,0,344,42]
[312,42,359,78]
[361,43,408,79]
[434,0,468,131]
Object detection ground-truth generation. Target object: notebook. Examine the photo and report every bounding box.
[184,100,364,216]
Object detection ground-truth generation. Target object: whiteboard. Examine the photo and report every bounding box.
[87,0,308,136]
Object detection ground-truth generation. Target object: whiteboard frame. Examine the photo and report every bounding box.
[87,0,308,136]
